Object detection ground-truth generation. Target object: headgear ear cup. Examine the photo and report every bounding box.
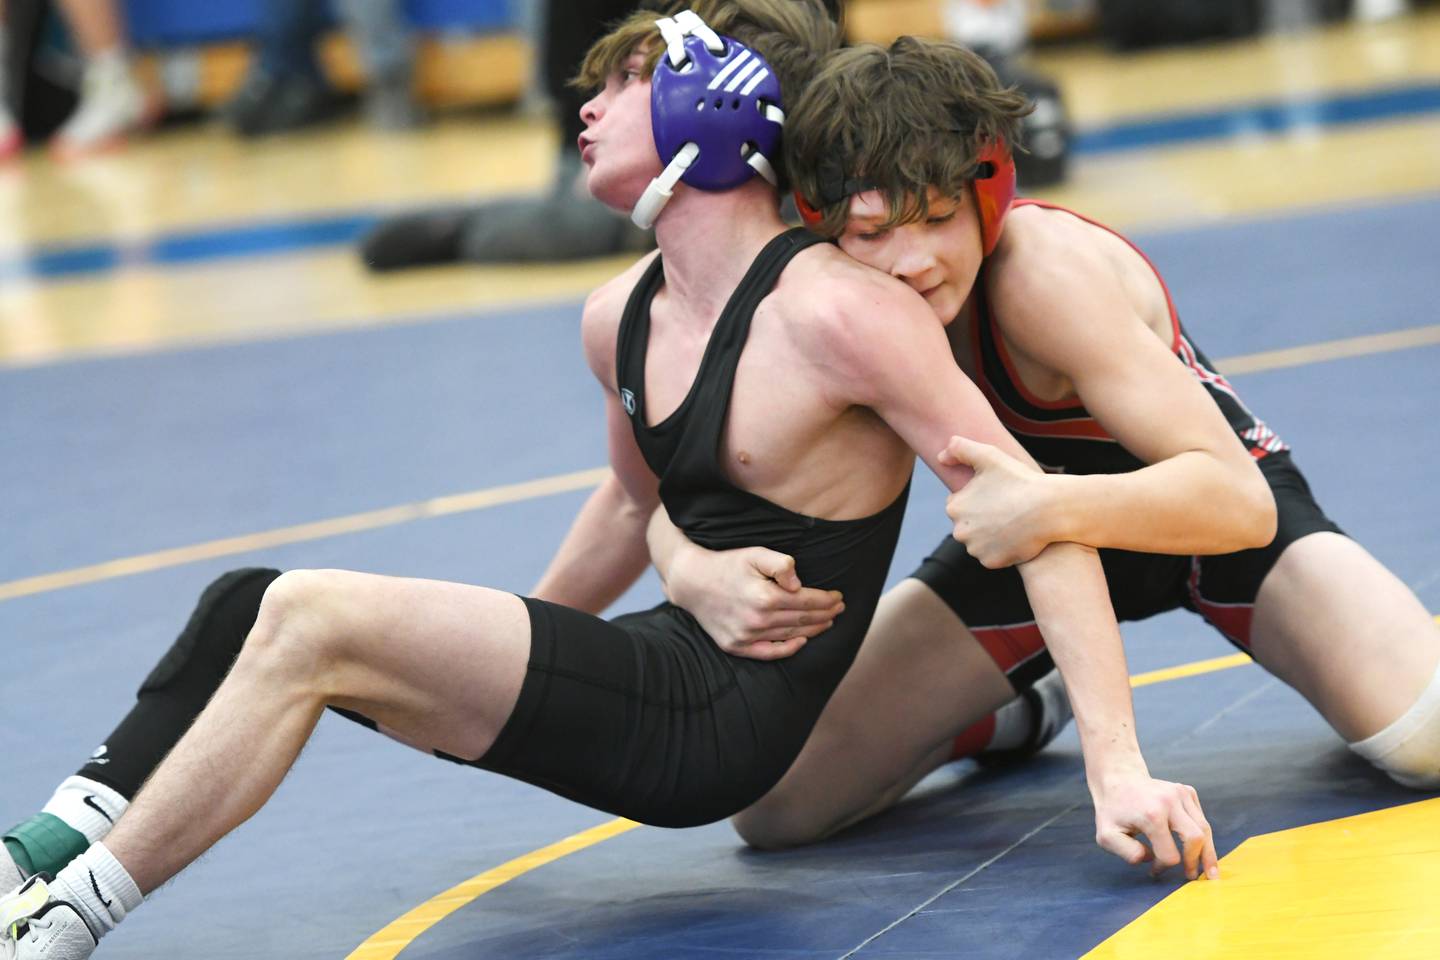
[633,11,786,228]
[972,138,1016,255]
[793,190,823,227]
[800,138,1013,253]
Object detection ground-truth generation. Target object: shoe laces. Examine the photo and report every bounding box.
[0,877,52,943]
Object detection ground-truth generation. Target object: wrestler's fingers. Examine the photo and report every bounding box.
[938,435,997,469]
[1096,828,1152,867]
[735,634,810,661]
[750,621,834,646]
[1142,814,1184,878]
[1180,786,1220,879]
[1167,807,1208,881]
[761,586,844,616]
[750,550,802,592]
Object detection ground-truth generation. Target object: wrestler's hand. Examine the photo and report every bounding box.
[667,542,844,661]
[1092,772,1219,881]
[939,436,1055,568]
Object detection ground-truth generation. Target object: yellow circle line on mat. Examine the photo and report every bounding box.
[3,323,1438,605]
[344,817,642,960]
[349,615,1439,958]
[343,644,1297,959]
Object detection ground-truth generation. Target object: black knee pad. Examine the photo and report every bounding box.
[78,568,284,799]
[139,568,283,696]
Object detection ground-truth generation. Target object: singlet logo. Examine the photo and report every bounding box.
[620,388,637,416]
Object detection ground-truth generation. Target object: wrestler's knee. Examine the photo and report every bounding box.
[1352,738,1440,790]
[1356,746,1440,791]
[731,795,830,850]
[1349,663,1440,790]
[244,569,351,678]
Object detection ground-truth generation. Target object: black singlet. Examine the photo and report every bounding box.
[616,227,909,592]
[469,228,912,828]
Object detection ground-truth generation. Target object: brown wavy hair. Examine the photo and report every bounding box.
[575,1,842,187]
[786,37,1032,237]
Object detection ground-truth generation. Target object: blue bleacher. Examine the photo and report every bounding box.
[122,0,515,47]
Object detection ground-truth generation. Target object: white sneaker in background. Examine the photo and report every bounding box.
[1353,0,1408,21]
[50,50,155,160]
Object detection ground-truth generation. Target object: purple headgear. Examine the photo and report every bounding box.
[631,10,786,228]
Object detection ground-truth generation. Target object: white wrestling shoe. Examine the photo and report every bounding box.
[977,669,1073,766]
[0,844,23,895]
[0,877,97,960]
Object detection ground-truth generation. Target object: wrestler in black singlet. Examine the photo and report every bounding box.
[470,228,910,827]
[914,201,1342,691]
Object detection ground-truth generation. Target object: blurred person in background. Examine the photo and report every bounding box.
[223,0,424,137]
[359,0,653,268]
[0,0,156,160]
[943,0,1070,186]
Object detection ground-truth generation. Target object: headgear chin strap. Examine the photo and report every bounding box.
[632,10,786,229]
[795,138,1017,256]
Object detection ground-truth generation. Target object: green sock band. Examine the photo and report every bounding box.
[2,837,32,877]
[3,814,90,878]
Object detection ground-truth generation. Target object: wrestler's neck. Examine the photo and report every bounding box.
[652,179,789,315]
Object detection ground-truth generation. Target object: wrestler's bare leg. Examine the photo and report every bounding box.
[734,578,1014,848]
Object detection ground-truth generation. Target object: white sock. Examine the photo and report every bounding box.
[86,48,134,86]
[1349,660,1440,790]
[41,777,130,845]
[987,694,1035,751]
[52,843,143,939]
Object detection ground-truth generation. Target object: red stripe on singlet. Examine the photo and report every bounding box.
[971,621,1049,673]
[970,321,1117,441]
[1186,558,1254,649]
[985,394,1117,441]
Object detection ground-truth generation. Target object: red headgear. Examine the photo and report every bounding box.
[795,138,1016,256]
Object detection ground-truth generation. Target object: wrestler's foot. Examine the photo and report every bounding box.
[0,876,97,959]
[977,669,1072,766]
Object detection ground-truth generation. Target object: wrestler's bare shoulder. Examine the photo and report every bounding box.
[988,204,1171,344]
[773,242,929,355]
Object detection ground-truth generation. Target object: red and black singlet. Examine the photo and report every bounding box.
[972,200,1287,475]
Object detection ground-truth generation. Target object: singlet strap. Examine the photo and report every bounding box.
[615,254,668,431]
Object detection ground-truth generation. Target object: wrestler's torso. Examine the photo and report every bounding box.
[589,229,915,523]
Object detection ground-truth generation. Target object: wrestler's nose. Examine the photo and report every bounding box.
[890,231,938,286]
[580,91,604,126]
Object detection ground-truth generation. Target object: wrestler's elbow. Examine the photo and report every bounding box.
[1233,466,1279,550]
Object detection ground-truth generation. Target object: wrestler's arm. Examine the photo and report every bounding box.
[958,212,1276,561]
[821,268,1218,880]
[647,505,843,658]
[531,264,661,613]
